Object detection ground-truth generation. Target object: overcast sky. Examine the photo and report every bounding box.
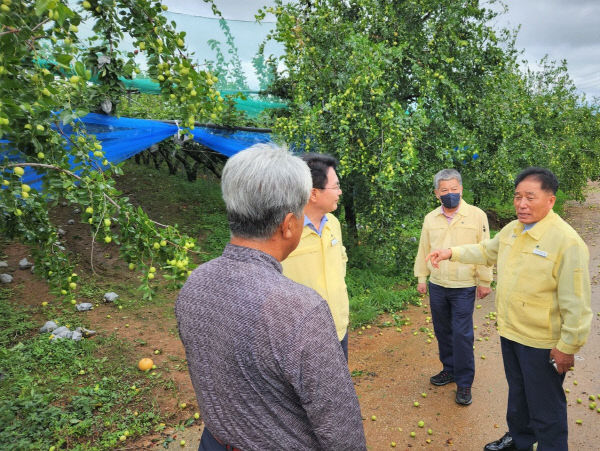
[164,0,600,100]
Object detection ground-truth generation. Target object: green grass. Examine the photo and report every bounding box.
[0,291,167,450]
[346,267,422,328]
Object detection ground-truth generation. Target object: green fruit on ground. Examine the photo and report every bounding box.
[418,420,425,428]
[104,236,112,243]
[128,263,135,270]
[14,167,24,176]
[413,401,419,407]
[194,412,200,419]
[85,207,93,214]
[410,431,416,437]
[69,282,77,289]
[371,415,376,421]
[427,428,433,435]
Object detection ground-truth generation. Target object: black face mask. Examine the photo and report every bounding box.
[440,192,460,209]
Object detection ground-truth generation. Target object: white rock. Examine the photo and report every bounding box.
[19,258,32,269]
[0,274,13,284]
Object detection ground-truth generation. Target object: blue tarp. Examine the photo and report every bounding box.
[1,113,272,192]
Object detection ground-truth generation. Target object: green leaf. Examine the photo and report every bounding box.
[34,0,51,16]
[74,61,86,78]
[54,54,74,67]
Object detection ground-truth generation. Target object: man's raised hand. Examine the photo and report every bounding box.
[425,248,452,268]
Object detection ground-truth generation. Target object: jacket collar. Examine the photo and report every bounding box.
[513,209,557,240]
[437,199,469,218]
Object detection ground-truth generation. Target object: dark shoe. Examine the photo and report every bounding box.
[483,432,534,451]
[455,386,472,405]
[430,370,454,386]
[484,433,515,450]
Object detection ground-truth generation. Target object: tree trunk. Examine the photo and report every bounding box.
[342,182,358,247]
[157,146,178,175]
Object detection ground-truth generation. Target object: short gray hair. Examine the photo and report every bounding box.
[221,143,312,240]
[433,169,462,190]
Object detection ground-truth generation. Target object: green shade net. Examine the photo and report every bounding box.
[119,79,287,118]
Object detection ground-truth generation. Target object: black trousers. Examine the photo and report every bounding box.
[501,337,567,451]
[428,282,476,387]
[198,428,227,451]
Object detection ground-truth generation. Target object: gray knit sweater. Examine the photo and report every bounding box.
[175,244,366,450]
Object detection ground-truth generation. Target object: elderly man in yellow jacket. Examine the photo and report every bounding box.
[414,169,492,406]
[427,167,592,451]
[282,153,350,360]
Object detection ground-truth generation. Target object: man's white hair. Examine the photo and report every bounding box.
[222,143,312,239]
[434,169,462,190]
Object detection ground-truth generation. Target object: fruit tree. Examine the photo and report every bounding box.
[0,0,224,299]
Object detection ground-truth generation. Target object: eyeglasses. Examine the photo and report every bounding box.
[321,182,341,190]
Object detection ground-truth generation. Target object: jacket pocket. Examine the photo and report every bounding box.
[506,296,552,341]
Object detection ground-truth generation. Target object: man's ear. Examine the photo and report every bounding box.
[309,187,319,203]
[281,212,296,239]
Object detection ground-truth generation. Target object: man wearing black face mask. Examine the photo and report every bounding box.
[414,169,492,406]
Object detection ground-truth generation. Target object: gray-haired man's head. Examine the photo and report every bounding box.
[221,144,312,240]
[433,169,462,190]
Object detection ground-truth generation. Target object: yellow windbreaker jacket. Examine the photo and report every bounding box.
[282,213,349,341]
[414,200,492,288]
[451,210,592,354]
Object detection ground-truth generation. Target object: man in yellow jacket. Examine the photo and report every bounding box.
[427,167,592,451]
[282,153,350,360]
[414,169,492,406]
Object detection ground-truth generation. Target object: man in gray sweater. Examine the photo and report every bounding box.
[175,144,366,451]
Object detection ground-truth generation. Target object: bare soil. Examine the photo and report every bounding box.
[4,183,600,450]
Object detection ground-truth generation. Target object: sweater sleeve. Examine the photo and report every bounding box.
[285,302,366,450]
